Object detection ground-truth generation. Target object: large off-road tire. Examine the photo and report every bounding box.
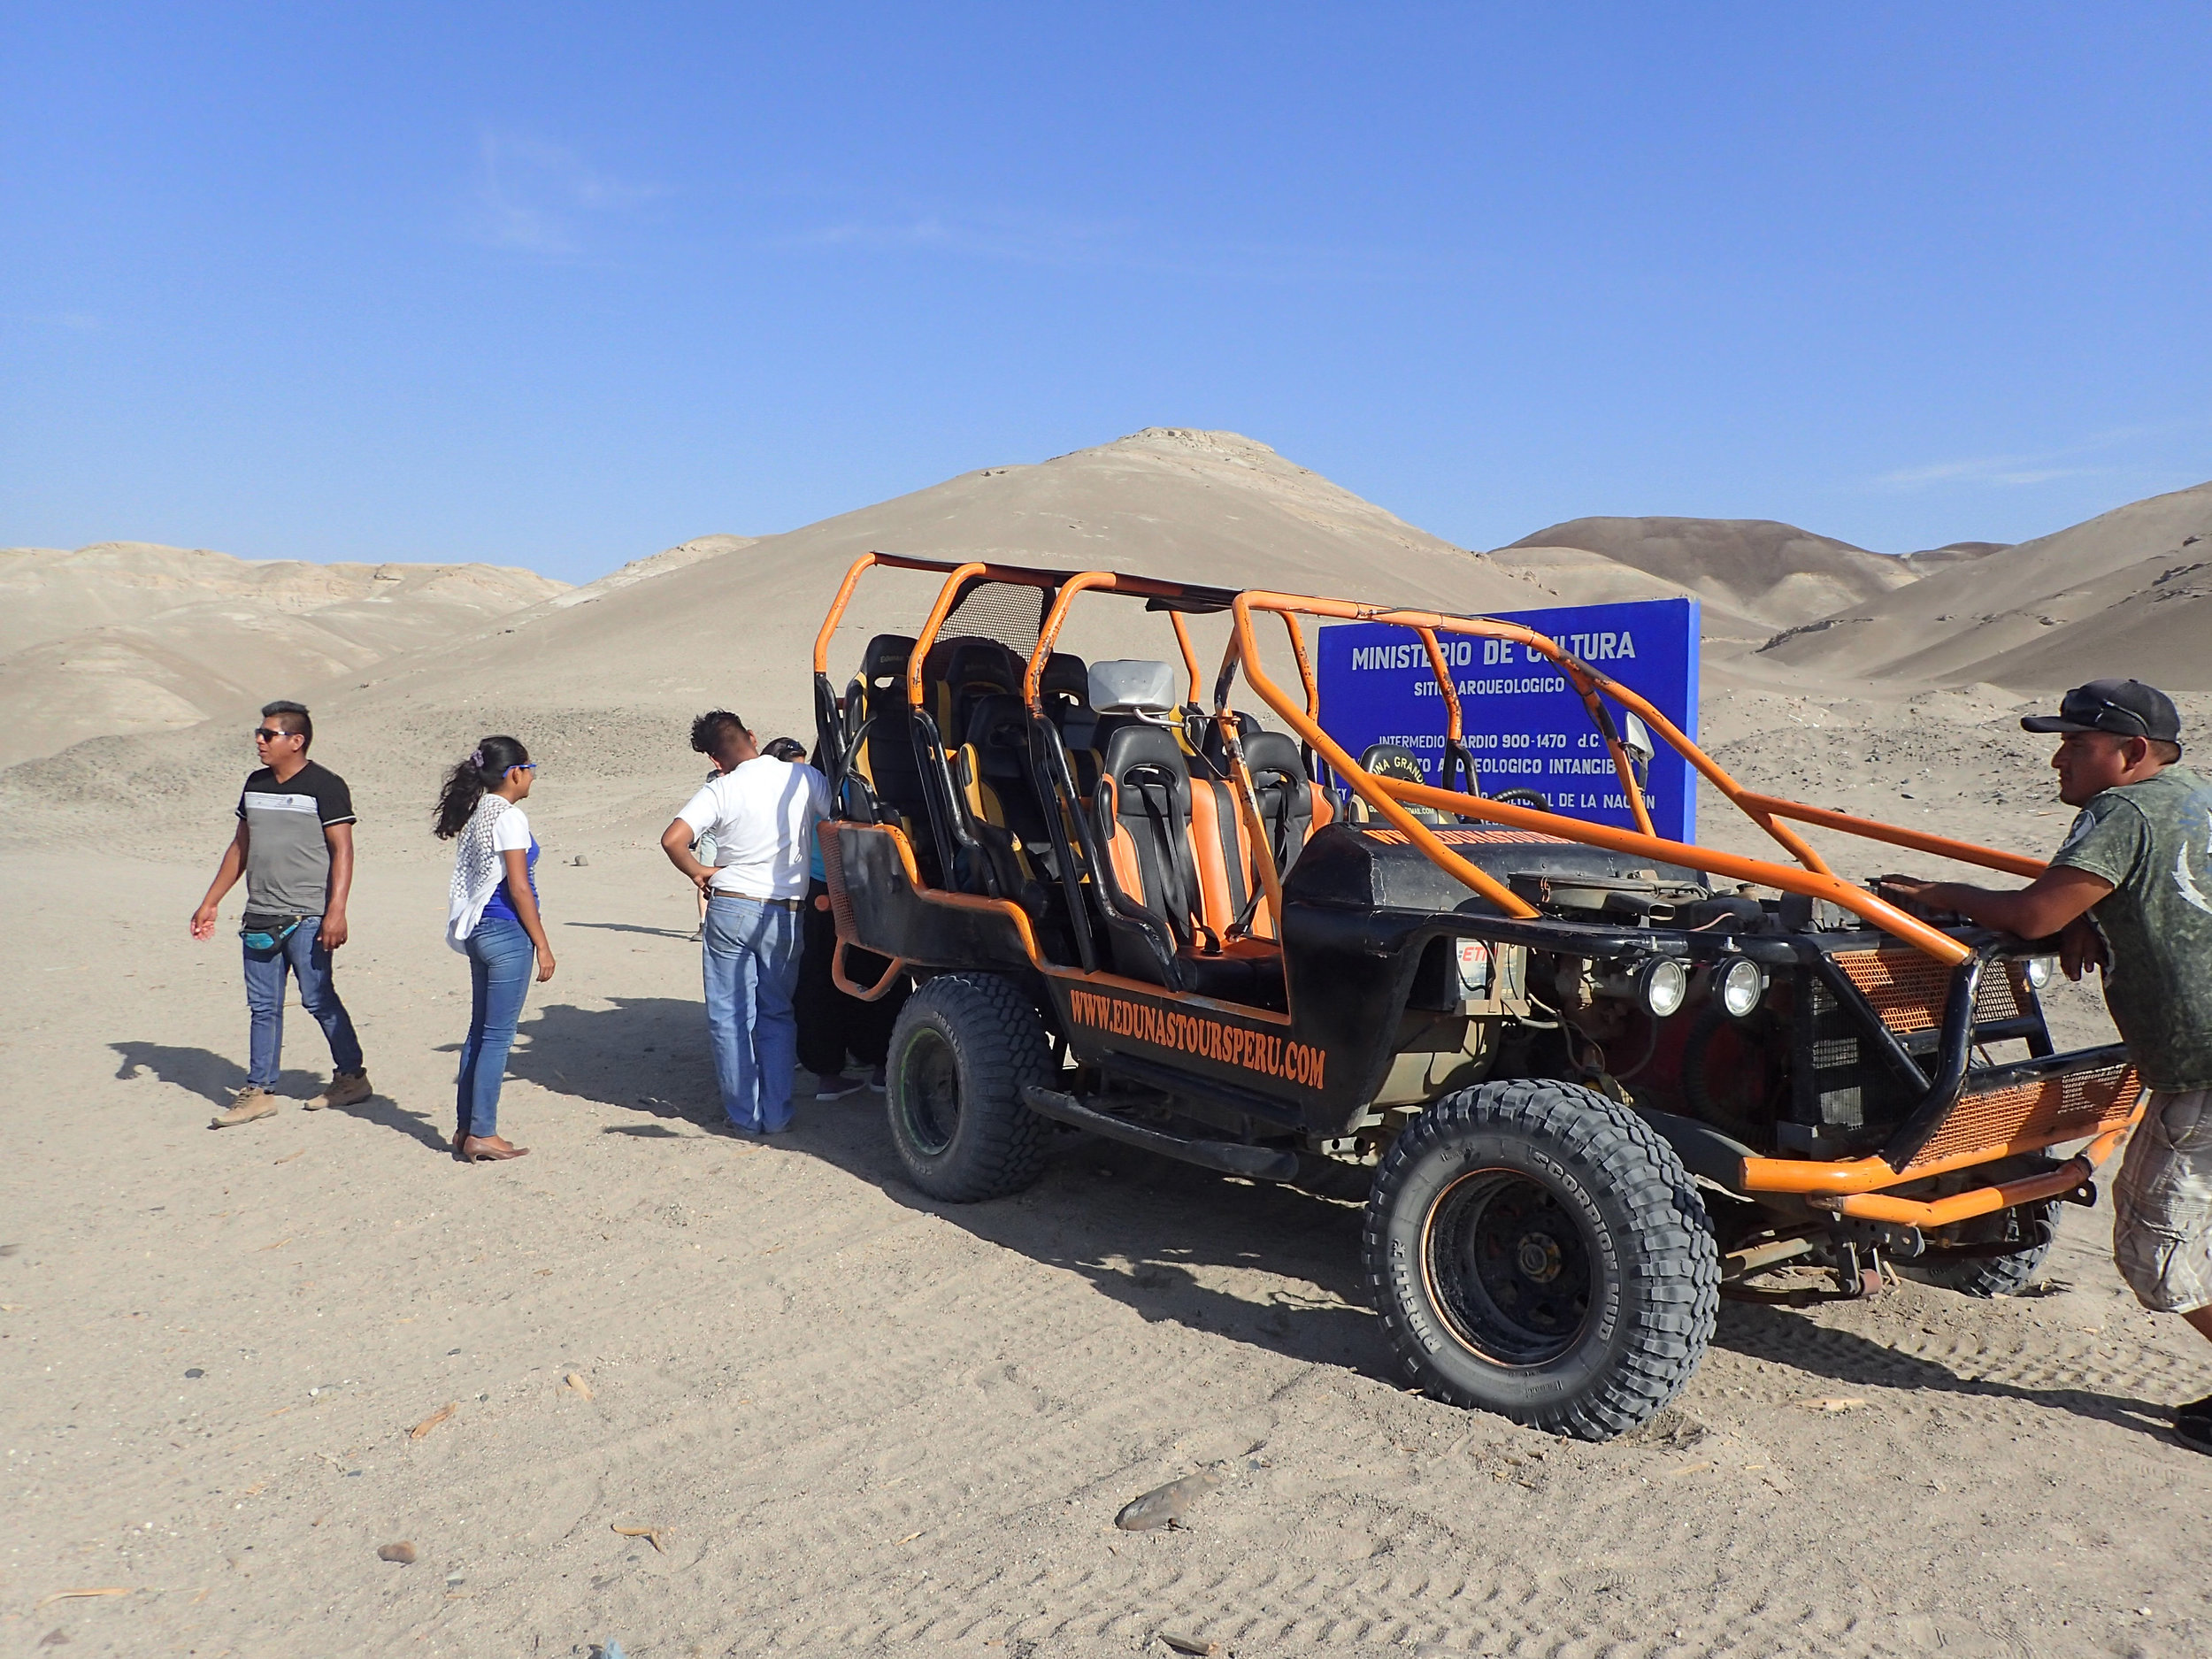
[1363,1079,1720,1440]
[1908,1201,2058,1298]
[884,973,1054,1202]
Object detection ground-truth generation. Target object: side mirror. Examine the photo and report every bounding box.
[1620,710,1655,789]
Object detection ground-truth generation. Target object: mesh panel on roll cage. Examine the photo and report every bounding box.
[940,580,1048,661]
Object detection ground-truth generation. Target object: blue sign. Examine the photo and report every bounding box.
[1314,597,1701,844]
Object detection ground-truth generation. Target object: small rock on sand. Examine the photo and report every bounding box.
[1116,1469,1224,1532]
[564,1372,594,1401]
[377,1541,418,1564]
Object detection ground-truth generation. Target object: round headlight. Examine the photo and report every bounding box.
[2024,955,2055,989]
[1718,956,1765,1019]
[1638,956,1690,1019]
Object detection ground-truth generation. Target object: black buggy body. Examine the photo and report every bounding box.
[810,554,2142,1440]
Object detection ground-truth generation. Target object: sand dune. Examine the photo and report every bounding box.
[1757,480,2212,689]
[306,428,1555,751]
[0,543,567,766]
[1502,516,1922,640]
[9,439,2207,861]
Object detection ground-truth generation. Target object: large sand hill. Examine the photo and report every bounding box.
[7,434,2212,1656]
[0,544,568,768]
[1756,480,2212,690]
[1498,517,1919,647]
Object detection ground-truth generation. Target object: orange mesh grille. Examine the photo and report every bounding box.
[1832,950,2031,1034]
[1905,1061,2143,1172]
[820,824,857,941]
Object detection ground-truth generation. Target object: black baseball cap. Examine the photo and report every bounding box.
[2022,679,2183,750]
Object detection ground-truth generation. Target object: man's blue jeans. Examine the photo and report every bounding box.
[703,895,803,1133]
[242,918,364,1089]
[457,917,535,1141]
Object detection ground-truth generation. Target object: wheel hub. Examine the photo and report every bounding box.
[1516,1233,1563,1282]
[1422,1168,1594,1367]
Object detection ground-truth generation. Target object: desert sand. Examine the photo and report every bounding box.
[5,431,2211,1656]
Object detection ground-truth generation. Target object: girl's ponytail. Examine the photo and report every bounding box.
[433,734,530,840]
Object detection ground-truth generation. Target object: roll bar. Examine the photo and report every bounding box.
[815,551,2050,967]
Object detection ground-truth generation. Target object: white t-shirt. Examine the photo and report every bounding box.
[676,758,830,901]
[491,806,532,856]
[447,797,532,950]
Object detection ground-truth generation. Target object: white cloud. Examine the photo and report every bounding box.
[465,131,667,256]
[1877,457,2104,488]
[763,209,1133,267]
[1872,425,2193,492]
[761,205,1466,284]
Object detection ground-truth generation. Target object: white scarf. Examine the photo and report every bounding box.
[446,794,514,951]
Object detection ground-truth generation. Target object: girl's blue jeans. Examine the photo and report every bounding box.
[457,917,534,1140]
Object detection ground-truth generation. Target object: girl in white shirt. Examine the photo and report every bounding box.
[434,734,556,1162]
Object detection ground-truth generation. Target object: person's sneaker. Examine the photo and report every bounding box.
[304,1070,372,1111]
[2173,1392,2212,1425]
[2177,1415,2212,1455]
[814,1072,865,1101]
[867,1065,887,1091]
[211,1087,280,1128]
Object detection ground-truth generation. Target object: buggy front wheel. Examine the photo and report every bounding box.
[1363,1079,1719,1440]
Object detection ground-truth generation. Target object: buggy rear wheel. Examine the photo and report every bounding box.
[885,973,1053,1202]
[1363,1079,1719,1440]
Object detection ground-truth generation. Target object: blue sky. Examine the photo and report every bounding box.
[4,4,2208,582]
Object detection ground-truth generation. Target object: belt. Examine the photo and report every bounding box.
[710,891,803,910]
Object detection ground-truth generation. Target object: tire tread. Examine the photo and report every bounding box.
[1361,1079,1722,1440]
[886,973,1053,1202]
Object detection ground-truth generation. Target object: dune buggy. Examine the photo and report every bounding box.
[809,553,2142,1440]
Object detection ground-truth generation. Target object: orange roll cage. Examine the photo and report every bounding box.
[816,552,2051,971]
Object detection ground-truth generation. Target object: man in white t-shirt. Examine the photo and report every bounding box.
[660,710,831,1135]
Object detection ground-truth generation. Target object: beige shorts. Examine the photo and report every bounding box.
[2113,1087,2212,1315]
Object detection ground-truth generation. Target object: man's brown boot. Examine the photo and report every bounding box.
[304,1071,372,1111]
[211,1087,280,1128]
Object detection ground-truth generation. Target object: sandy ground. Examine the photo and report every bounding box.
[6,838,2212,1659]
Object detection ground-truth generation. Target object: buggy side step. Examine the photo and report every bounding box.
[1018,1087,1302,1182]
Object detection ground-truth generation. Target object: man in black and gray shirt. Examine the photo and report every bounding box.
[190,700,372,1126]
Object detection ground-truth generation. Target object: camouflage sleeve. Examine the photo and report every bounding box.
[2048,798,2149,889]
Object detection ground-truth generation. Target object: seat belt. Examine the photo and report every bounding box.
[1134,775,1216,955]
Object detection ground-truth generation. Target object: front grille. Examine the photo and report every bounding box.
[1905,1061,2143,1172]
[1831,949,2031,1034]
[1795,949,2046,1141]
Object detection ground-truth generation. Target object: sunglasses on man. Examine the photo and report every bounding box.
[251,726,302,743]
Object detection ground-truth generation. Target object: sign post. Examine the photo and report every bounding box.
[1313,597,1701,843]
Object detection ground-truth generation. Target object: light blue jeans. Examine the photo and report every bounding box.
[457,917,535,1140]
[703,895,803,1133]
[242,917,363,1089]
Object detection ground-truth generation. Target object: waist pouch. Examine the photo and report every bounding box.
[240,914,307,951]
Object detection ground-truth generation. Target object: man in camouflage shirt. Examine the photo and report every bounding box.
[1879,679,2212,1451]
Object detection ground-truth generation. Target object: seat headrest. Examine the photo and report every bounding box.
[962,691,1031,752]
[859,634,915,688]
[1100,721,1191,810]
[1240,730,1308,785]
[1359,742,1432,787]
[922,634,1023,687]
[1040,652,1089,708]
[1088,660,1180,719]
